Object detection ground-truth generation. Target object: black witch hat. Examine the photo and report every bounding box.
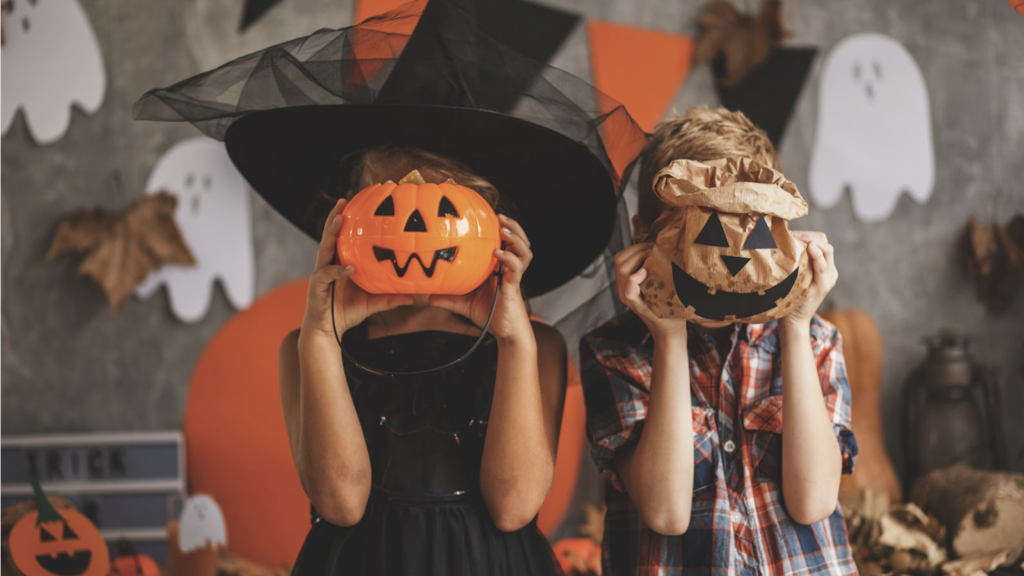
[134,0,646,296]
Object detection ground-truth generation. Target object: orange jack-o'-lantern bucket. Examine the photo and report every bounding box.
[337,170,501,296]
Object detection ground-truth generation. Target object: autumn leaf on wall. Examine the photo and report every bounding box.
[694,0,790,87]
[46,191,196,311]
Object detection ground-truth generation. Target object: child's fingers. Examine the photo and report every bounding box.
[315,213,345,270]
[808,241,828,277]
[617,247,652,281]
[427,294,474,321]
[613,243,652,269]
[498,214,531,247]
[312,264,354,289]
[500,227,533,266]
[495,248,525,284]
[622,267,653,314]
[367,293,414,314]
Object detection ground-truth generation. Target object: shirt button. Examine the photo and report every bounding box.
[731,511,743,524]
[724,440,736,453]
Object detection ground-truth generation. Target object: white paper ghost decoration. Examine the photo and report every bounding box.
[178,494,227,553]
[136,137,255,322]
[808,33,935,223]
[1,0,106,145]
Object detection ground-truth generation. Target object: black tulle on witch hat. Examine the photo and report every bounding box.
[133,0,646,296]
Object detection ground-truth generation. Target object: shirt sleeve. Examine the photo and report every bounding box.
[579,333,651,493]
[812,317,859,475]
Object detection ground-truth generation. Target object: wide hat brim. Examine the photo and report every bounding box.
[225,103,618,297]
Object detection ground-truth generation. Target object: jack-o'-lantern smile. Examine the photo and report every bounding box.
[36,550,93,575]
[337,171,501,294]
[372,246,458,278]
[672,263,800,322]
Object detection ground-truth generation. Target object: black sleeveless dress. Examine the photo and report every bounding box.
[290,325,561,576]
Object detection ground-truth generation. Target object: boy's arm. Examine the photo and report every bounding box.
[779,230,845,525]
[613,330,695,535]
[609,243,695,535]
[778,323,844,525]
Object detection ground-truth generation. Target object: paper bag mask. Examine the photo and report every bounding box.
[641,157,812,324]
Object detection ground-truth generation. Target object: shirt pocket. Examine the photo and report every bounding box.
[692,406,718,495]
[742,394,783,484]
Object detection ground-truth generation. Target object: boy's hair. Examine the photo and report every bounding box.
[341,145,501,209]
[637,106,780,226]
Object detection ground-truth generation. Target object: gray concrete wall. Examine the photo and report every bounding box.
[3,0,1023,490]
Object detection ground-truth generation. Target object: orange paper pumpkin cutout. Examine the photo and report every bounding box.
[109,552,160,576]
[642,158,812,324]
[337,171,501,295]
[8,480,110,576]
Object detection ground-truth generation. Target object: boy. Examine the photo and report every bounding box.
[581,107,858,576]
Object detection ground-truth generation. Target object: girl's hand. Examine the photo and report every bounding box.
[301,198,413,338]
[780,230,839,330]
[613,243,687,343]
[430,214,533,344]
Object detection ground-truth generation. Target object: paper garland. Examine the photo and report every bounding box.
[588,20,695,132]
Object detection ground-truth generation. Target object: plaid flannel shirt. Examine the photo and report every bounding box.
[581,312,859,576]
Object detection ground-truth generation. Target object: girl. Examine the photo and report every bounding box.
[278,146,567,575]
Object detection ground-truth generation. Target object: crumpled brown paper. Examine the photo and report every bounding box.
[641,157,812,324]
[46,191,196,312]
[694,0,791,87]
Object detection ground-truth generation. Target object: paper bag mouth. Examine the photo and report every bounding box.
[672,262,801,321]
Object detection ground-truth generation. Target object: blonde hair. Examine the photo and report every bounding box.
[637,106,779,225]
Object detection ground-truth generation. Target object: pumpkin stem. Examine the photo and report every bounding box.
[29,476,65,525]
[399,170,426,185]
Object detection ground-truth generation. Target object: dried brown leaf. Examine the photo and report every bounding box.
[47,191,196,312]
[694,0,791,87]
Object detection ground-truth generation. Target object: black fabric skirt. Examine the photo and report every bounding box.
[291,491,561,576]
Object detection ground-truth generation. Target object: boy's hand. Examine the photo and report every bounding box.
[781,230,838,330]
[614,243,687,342]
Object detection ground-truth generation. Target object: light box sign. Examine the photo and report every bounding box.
[0,431,185,563]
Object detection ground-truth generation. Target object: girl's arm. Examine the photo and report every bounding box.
[609,243,695,535]
[279,198,412,527]
[778,230,843,525]
[612,330,694,536]
[431,215,565,532]
[480,322,567,532]
[280,330,371,526]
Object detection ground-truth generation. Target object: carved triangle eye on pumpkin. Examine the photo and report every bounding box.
[338,172,501,295]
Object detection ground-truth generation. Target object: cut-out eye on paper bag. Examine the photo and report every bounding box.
[337,170,501,295]
[641,157,812,324]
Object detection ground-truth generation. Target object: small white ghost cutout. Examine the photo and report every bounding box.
[136,137,255,322]
[808,33,935,223]
[178,494,227,553]
[1,0,106,145]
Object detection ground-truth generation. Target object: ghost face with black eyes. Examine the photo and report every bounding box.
[641,158,814,325]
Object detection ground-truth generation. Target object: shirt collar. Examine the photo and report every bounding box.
[637,317,780,352]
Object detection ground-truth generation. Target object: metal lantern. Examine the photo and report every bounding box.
[903,331,1006,490]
